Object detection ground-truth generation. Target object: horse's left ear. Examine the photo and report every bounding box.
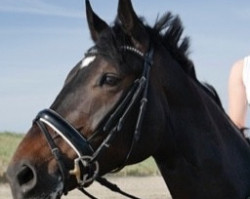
[118,0,149,52]
[85,0,108,42]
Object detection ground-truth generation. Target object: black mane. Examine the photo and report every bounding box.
[151,13,223,108]
[152,13,196,79]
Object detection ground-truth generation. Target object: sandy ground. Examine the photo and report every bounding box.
[0,176,172,199]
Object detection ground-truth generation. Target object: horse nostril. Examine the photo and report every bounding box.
[17,164,37,193]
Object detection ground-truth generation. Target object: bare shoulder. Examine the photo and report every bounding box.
[230,59,244,81]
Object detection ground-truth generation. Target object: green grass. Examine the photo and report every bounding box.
[0,132,23,183]
[111,157,160,177]
[0,132,159,183]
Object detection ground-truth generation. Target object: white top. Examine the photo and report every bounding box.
[243,56,250,104]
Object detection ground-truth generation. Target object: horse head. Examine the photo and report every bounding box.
[7,0,163,198]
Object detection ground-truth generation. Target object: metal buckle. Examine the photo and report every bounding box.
[69,156,99,187]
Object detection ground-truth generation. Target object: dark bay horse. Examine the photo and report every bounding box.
[7,0,250,198]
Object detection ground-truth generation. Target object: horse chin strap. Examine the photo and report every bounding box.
[34,45,154,199]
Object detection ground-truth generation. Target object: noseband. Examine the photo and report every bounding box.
[34,45,154,198]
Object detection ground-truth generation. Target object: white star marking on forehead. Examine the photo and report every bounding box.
[80,56,96,69]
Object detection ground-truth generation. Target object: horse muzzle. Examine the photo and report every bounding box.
[7,161,37,198]
[7,160,64,199]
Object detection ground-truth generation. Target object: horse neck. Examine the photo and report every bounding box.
[151,53,250,198]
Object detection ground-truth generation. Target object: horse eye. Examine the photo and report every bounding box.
[100,74,120,86]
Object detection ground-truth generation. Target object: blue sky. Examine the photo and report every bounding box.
[0,0,250,133]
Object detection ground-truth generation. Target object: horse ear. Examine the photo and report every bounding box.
[85,0,108,42]
[118,0,149,51]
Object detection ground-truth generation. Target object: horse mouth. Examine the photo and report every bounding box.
[41,181,64,199]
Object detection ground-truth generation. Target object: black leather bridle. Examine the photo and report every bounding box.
[33,45,154,198]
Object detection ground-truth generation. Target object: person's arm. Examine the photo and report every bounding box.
[228,59,248,128]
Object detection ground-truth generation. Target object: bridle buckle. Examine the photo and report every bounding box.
[69,156,99,187]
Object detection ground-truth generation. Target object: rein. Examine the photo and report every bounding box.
[33,45,154,198]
